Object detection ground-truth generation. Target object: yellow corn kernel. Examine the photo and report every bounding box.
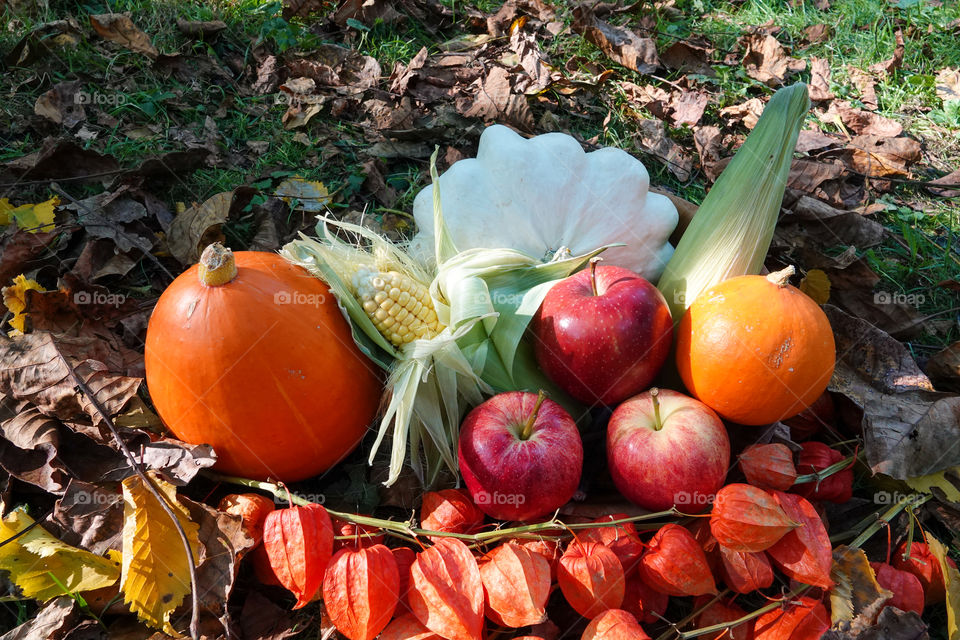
[354,268,445,347]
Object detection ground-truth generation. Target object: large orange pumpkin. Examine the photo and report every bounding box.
[145,244,381,481]
[675,266,835,425]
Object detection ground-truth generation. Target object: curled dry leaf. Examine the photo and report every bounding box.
[825,305,960,483]
[740,34,806,86]
[638,524,717,597]
[409,538,485,640]
[380,613,444,640]
[218,493,274,547]
[558,540,626,619]
[808,57,833,102]
[792,442,853,504]
[421,489,485,536]
[693,597,753,640]
[926,341,960,392]
[323,544,399,640]
[768,492,834,589]
[581,514,645,572]
[871,562,923,615]
[263,503,333,609]
[571,7,660,74]
[710,484,797,552]
[581,609,649,640]
[718,546,775,593]
[740,444,798,491]
[753,597,830,640]
[622,572,669,625]
[89,13,159,59]
[479,542,550,627]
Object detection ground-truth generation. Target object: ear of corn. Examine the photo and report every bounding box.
[354,267,444,346]
[656,82,810,321]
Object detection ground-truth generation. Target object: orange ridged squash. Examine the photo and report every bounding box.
[145,243,381,481]
[675,266,835,425]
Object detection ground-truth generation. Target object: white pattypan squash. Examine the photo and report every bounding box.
[410,124,679,281]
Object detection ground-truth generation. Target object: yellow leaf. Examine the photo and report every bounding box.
[0,507,120,601]
[2,274,47,335]
[800,268,831,304]
[905,469,960,502]
[121,474,201,636]
[927,536,960,640]
[829,545,892,627]
[274,177,330,212]
[0,196,58,233]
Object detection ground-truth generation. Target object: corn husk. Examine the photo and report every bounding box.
[656,83,810,320]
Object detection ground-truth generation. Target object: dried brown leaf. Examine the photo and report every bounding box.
[826,305,960,480]
[462,66,534,130]
[936,68,960,103]
[89,13,158,59]
[670,90,709,127]
[720,97,764,129]
[49,480,123,555]
[796,130,842,154]
[660,40,715,76]
[0,597,82,640]
[34,81,85,128]
[927,169,960,198]
[820,101,903,137]
[634,119,692,181]
[809,57,834,101]
[741,34,806,85]
[572,7,660,74]
[843,135,922,178]
[175,19,226,38]
[692,125,725,182]
[927,342,960,392]
[868,29,904,76]
[166,187,254,264]
[821,607,929,640]
[848,67,878,110]
[804,24,831,44]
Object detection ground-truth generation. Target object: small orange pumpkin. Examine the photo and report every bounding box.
[675,266,835,425]
[145,243,381,481]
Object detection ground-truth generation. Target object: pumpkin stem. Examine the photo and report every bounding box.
[650,387,664,431]
[766,265,796,287]
[198,243,238,287]
[519,390,547,441]
[589,257,602,296]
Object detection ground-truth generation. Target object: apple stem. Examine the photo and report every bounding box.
[519,390,547,441]
[589,257,602,296]
[651,388,663,432]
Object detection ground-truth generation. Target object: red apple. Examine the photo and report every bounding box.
[607,388,729,512]
[458,391,583,521]
[533,260,673,406]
